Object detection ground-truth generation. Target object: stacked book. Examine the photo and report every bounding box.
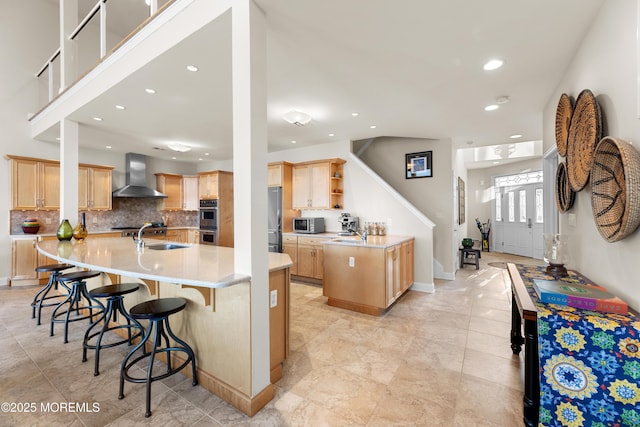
[533,279,628,314]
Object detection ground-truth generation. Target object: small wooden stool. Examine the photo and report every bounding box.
[459,247,481,270]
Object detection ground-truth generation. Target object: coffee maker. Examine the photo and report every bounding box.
[338,213,359,236]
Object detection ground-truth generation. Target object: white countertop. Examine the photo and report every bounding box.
[37,237,292,289]
[322,234,414,248]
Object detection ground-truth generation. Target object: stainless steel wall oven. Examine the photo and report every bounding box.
[199,199,218,245]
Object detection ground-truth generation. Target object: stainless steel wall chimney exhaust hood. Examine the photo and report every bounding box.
[112,153,167,198]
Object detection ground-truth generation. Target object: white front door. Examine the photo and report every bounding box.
[494,182,544,259]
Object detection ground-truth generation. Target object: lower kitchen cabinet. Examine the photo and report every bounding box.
[282,235,298,275]
[296,236,329,280]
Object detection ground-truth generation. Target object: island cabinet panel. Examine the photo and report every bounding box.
[282,235,298,275]
[10,157,60,210]
[292,158,344,210]
[156,173,183,210]
[323,237,415,316]
[79,165,113,211]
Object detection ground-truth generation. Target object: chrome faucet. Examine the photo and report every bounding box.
[348,227,368,242]
[133,222,153,249]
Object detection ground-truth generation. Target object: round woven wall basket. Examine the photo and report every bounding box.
[567,89,602,192]
[555,161,575,213]
[555,93,573,157]
[591,136,640,243]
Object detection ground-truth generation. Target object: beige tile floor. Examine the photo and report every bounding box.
[0,252,542,426]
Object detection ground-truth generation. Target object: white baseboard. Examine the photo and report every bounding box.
[410,281,434,293]
[0,277,8,286]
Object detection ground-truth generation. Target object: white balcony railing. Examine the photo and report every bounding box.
[35,0,171,110]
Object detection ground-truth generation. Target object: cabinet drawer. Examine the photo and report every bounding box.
[282,235,298,244]
[297,236,330,246]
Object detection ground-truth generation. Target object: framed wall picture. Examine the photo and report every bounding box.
[405,151,433,179]
[458,177,465,225]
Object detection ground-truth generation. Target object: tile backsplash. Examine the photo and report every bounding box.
[10,198,198,235]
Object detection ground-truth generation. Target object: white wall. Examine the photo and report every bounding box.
[543,0,640,310]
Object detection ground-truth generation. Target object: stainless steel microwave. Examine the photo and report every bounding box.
[293,217,325,234]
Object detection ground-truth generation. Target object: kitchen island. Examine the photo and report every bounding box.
[36,237,291,416]
[323,235,414,315]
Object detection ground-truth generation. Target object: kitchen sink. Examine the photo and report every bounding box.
[146,243,189,250]
[331,238,365,244]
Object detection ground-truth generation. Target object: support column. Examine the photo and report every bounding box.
[231,0,269,396]
[60,119,79,224]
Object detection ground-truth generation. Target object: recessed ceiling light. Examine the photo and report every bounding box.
[484,104,499,111]
[493,161,500,164]
[291,140,297,144]
[105,145,112,149]
[167,142,191,152]
[186,65,199,72]
[198,158,203,161]
[115,104,126,110]
[351,112,359,117]
[483,59,503,71]
[510,134,523,139]
[370,125,377,129]
[55,137,60,141]
[204,152,210,156]
[171,156,176,160]
[145,88,156,94]
[329,133,334,137]
[93,117,103,121]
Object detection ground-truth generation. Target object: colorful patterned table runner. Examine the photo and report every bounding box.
[516,264,640,426]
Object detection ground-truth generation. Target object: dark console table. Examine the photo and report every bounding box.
[507,263,640,427]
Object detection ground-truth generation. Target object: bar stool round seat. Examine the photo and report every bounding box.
[82,283,144,376]
[119,297,197,418]
[50,270,105,343]
[31,263,73,325]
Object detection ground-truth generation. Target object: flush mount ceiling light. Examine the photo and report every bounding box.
[483,59,504,71]
[167,142,192,152]
[282,110,312,126]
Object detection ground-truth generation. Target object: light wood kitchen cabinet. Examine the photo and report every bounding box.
[78,164,113,210]
[292,158,345,210]
[323,237,415,315]
[8,156,60,210]
[269,162,298,233]
[296,236,329,280]
[198,172,219,199]
[155,173,183,211]
[182,176,199,210]
[165,228,197,243]
[197,170,234,247]
[282,235,298,275]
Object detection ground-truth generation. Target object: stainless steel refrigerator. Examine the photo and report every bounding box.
[268,187,282,252]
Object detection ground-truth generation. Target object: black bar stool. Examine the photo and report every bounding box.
[119,298,197,418]
[31,263,73,325]
[50,270,105,343]
[82,283,144,376]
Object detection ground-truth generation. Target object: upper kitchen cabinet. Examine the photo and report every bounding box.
[155,173,183,211]
[182,176,199,211]
[78,164,113,210]
[292,158,345,210]
[7,155,60,210]
[198,172,219,200]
